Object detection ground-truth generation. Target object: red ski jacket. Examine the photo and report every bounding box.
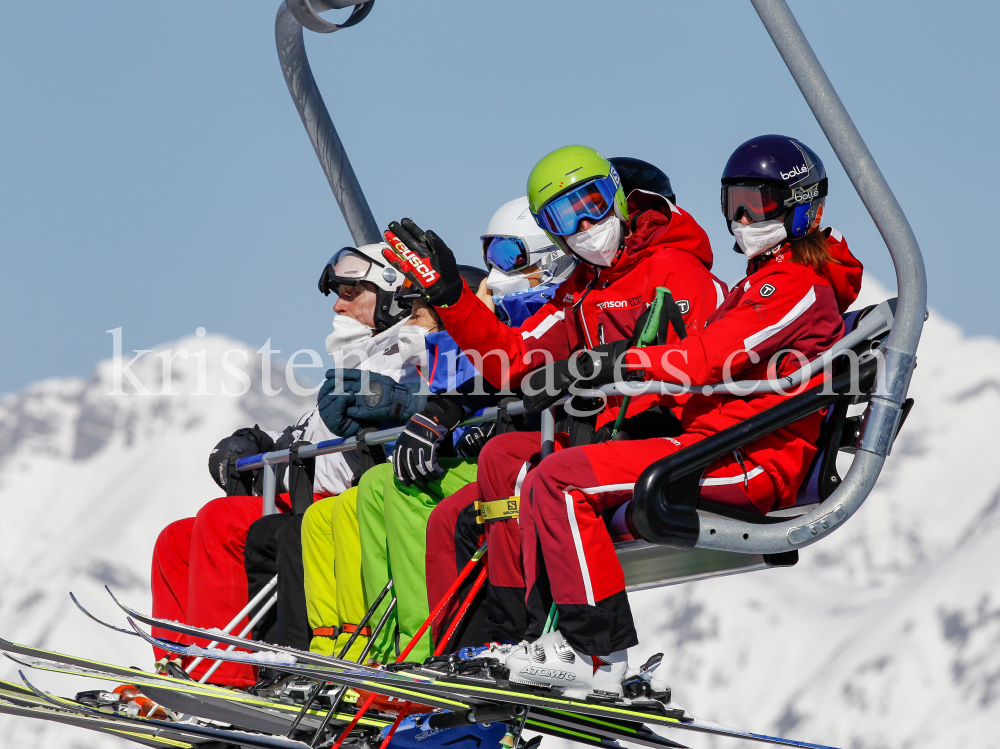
[437,194,726,426]
[625,228,864,511]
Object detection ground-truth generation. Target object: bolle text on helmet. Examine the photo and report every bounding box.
[784,183,820,207]
[780,164,810,181]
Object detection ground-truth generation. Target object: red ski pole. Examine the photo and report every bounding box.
[330,543,488,749]
[377,562,491,749]
[435,564,489,657]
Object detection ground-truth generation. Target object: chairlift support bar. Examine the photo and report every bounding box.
[276,1,380,246]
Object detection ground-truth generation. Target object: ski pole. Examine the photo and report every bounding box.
[185,575,279,675]
[609,287,669,439]
[435,563,489,657]
[541,602,559,635]
[286,578,396,737]
[376,553,491,749]
[197,592,278,684]
[330,543,488,749]
[312,597,398,749]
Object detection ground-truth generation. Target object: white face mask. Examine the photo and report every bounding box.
[396,324,430,367]
[486,266,533,297]
[732,219,788,258]
[325,314,374,356]
[565,215,623,267]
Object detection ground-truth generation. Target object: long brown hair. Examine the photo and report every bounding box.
[788,228,838,271]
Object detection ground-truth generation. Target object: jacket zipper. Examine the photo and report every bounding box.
[573,269,601,349]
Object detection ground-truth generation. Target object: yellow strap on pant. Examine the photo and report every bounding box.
[475,496,520,524]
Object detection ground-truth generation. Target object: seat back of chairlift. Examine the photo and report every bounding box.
[274,0,928,591]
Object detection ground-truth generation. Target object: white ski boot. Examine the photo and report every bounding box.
[503,631,629,700]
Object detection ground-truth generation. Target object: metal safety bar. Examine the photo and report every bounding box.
[237,298,892,521]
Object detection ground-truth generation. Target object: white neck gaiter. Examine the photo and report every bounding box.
[396,324,431,368]
[486,266,533,297]
[566,215,623,267]
[732,219,787,258]
[325,314,374,357]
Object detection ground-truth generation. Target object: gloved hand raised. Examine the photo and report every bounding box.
[382,218,464,307]
[317,370,363,437]
[208,426,275,492]
[522,339,634,414]
[343,370,429,423]
[393,397,465,486]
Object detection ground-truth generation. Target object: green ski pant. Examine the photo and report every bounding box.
[358,460,479,663]
[301,488,369,662]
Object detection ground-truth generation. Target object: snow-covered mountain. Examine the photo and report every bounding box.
[1,276,999,748]
[0,334,313,748]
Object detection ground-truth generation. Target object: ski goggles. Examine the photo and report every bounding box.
[721,179,827,223]
[533,172,620,237]
[481,235,530,272]
[318,247,380,296]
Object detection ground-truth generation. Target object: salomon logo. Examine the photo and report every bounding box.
[780,164,809,181]
[760,283,776,297]
[676,299,690,314]
[519,666,576,681]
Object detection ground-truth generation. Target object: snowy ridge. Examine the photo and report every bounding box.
[0,334,311,748]
[1,277,999,748]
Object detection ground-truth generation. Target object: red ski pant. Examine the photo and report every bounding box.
[151,495,272,687]
[478,431,777,654]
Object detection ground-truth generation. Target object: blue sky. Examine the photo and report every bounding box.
[1,1,997,395]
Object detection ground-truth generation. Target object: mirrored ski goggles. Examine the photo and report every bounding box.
[721,179,827,224]
[482,235,530,272]
[318,247,380,296]
[533,173,620,237]
[721,183,788,223]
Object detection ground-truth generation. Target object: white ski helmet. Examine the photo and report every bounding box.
[481,197,575,297]
[318,243,408,332]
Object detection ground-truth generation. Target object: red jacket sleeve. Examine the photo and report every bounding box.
[628,265,842,386]
[436,281,575,390]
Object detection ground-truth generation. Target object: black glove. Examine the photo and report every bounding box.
[393,397,465,486]
[593,406,683,443]
[455,422,496,458]
[383,218,464,307]
[317,370,363,437]
[343,370,429,423]
[522,340,634,414]
[208,426,275,494]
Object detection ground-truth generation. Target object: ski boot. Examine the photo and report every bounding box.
[502,631,628,700]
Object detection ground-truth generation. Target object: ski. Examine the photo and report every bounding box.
[17,670,314,749]
[106,597,842,749]
[3,649,390,734]
[0,696,206,748]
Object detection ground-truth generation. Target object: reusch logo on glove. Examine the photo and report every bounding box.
[383,231,441,288]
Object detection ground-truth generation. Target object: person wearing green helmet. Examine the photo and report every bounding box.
[381,145,726,655]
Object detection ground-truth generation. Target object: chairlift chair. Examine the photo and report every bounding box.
[264,0,927,592]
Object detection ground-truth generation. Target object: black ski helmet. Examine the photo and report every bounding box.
[721,134,828,244]
[609,157,676,204]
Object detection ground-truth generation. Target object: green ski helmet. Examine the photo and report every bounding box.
[526,145,629,253]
